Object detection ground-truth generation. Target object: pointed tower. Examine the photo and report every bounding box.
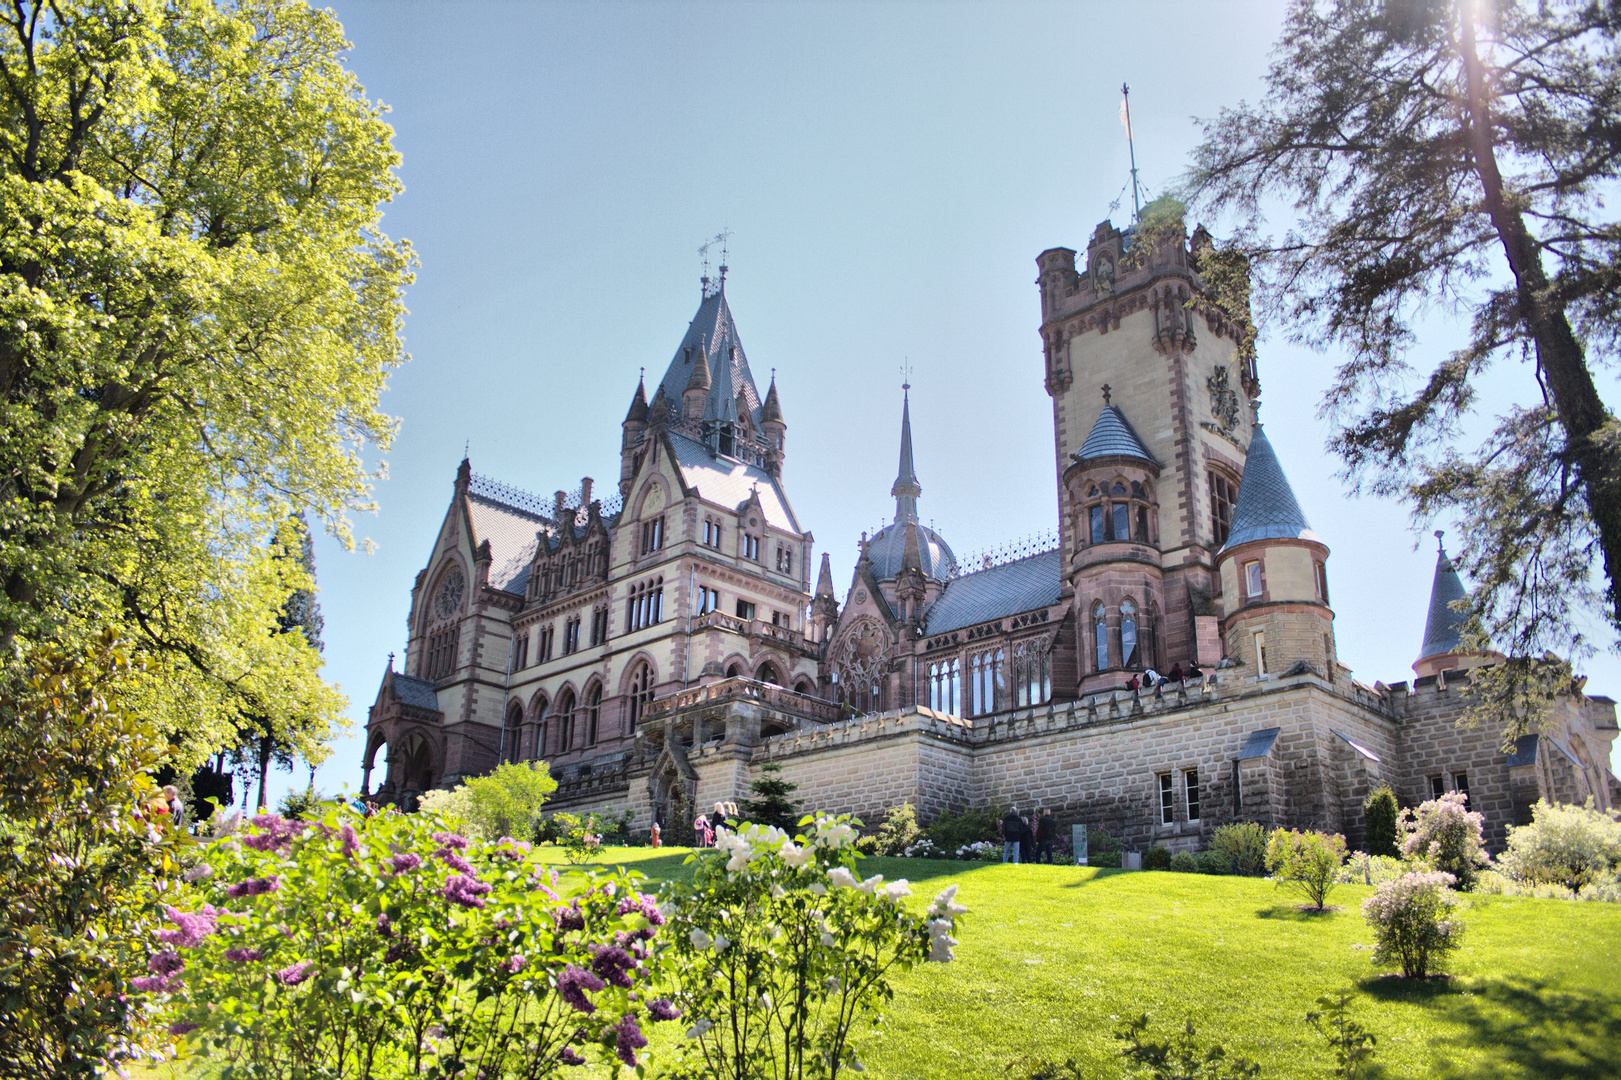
[809,551,840,643]
[1214,403,1336,680]
[1413,532,1500,677]
[864,386,956,601]
[762,375,785,477]
[682,346,711,422]
[892,385,922,523]
[620,376,649,498]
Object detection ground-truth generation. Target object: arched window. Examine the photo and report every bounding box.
[627,663,655,728]
[1093,602,1109,671]
[1145,604,1160,672]
[531,696,549,759]
[929,658,961,715]
[555,689,576,752]
[503,702,523,764]
[1081,478,1156,546]
[793,677,815,696]
[756,662,782,685]
[1015,641,1051,707]
[726,662,743,679]
[584,683,602,746]
[1121,599,1139,668]
[969,651,1003,716]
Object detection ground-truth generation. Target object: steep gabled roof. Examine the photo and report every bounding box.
[465,493,545,595]
[667,430,801,534]
[1075,405,1158,464]
[922,549,1061,635]
[1419,542,1469,659]
[655,287,763,429]
[1220,422,1318,550]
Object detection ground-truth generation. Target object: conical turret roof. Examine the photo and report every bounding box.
[815,551,836,598]
[625,379,649,423]
[762,376,783,423]
[1075,405,1158,464]
[1419,539,1469,660]
[1221,422,1318,550]
[685,347,711,393]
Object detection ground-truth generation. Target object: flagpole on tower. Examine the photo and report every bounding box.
[1121,82,1142,221]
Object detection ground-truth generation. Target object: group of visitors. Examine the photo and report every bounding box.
[1126,662,1204,693]
[1000,806,1058,864]
[693,801,740,847]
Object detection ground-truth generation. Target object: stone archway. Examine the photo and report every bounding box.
[649,746,698,846]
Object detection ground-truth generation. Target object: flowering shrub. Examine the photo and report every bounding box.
[1265,829,1347,910]
[660,814,966,1079]
[1361,871,1464,978]
[551,811,607,863]
[1399,791,1489,889]
[1493,799,1621,893]
[1337,852,1408,886]
[1210,821,1269,876]
[902,838,947,859]
[957,840,1000,862]
[149,805,676,1076]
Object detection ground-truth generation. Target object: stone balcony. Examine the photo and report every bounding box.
[691,610,816,655]
[641,676,842,728]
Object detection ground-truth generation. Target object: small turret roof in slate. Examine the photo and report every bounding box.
[1075,405,1158,465]
[625,379,649,424]
[866,520,957,582]
[1419,541,1469,660]
[1220,422,1320,550]
[762,377,783,424]
[1237,727,1281,760]
[656,285,763,430]
[391,672,441,710]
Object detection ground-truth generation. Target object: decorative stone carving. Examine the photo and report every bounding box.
[1208,365,1241,432]
[435,566,465,619]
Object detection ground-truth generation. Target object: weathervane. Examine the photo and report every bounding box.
[1121,82,1143,221]
[698,228,734,298]
[900,357,913,391]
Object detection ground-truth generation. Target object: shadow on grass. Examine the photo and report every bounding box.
[1253,904,1342,921]
[1362,974,1621,1080]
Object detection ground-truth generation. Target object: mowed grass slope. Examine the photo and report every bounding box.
[553,848,1621,1080]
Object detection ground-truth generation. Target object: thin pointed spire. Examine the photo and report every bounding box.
[762,373,783,424]
[815,551,836,598]
[1419,532,1469,661]
[625,376,649,424]
[891,384,921,523]
[1221,408,1316,550]
[685,345,711,393]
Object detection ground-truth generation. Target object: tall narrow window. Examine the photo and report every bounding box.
[1244,560,1264,598]
[1136,505,1151,543]
[743,534,760,561]
[697,586,719,615]
[1089,505,1105,544]
[1429,775,1445,800]
[556,690,576,752]
[1315,561,1330,604]
[628,663,655,728]
[703,518,722,548]
[538,626,554,662]
[1112,502,1129,541]
[1209,471,1236,546]
[1185,768,1201,822]
[1252,630,1268,675]
[513,633,528,671]
[563,616,581,655]
[584,684,601,746]
[589,607,608,646]
[1121,599,1139,668]
[1094,602,1109,671]
[626,578,664,631]
[1159,773,1175,826]
[1454,772,1469,801]
[641,516,665,555]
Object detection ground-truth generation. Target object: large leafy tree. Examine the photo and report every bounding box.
[0,0,411,765]
[1186,0,1621,713]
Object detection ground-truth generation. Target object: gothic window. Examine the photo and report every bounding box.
[703,517,722,548]
[756,662,782,685]
[513,632,529,671]
[503,702,523,764]
[434,566,465,620]
[626,577,664,631]
[771,610,789,629]
[1014,640,1052,707]
[1093,602,1108,672]
[1121,599,1140,668]
[590,606,608,646]
[1145,603,1160,671]
[628,663,655,727]
[969,649,1004,716]
[697,586,720,615]
[775,544,794,574]
[584,683,602,746]
[742,533,760,561]
[929,659,961,715]
[537,625,555,663]
[556,689,576,753]
[641,516,665,555]
[563,615,581,655]
[532,696,549,759]
[1112,502,1129,542]
[736,599,757,621]
[1082,478,1155,545]
[1209,470,1237,547]
[427,626,459,680]
[1089,505,1105,544]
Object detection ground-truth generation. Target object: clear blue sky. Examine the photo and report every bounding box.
[268,0,1621,807]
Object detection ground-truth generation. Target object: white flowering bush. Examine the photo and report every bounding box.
[902,838,947,859]
[957,840,1000,862]
[1337,852,1408,885]
[1493,799,1621,894]
[659,814,967,1079]
[1399,791,1489,889]
[147,806,678,1077]
[1361,871,1464,978]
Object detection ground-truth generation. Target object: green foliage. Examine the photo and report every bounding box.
[1494,799,1621,893]
[1337,852,1408,887]
[661,815,965,1079]
[548,812,603,864]
[1143,844,1172,871]
[1360,871,1465,979]
[1265,829,1347,910]
[417,785,476,829]
[0,633,191,1078]
[159,805,673,1076]
[1362,786,1399,858]
[1305,993,1377,1080]
[874,802,922,856]
[739,762,802,832]
[1170,851,1199,873]
[1114,1015,1262,1079]
[922,804,1004,853]
[0,0,413,766]
[276,785,326,821]
[1088,851,1122,869]
[1399,792,1489,890]
[1211,822,1268,876]
[1187,0,1621,678]
[1196,850,1232,876]
[457,761,559,841]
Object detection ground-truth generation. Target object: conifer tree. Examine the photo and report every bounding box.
[1363,784,1400,859]
[741,762,802,832]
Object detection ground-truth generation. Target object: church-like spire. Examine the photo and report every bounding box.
[762,375,783,424]
[625,377,649,424]
[1419,532,1468,661]
[684,346,711,393]
[815,551,836,599]
[891,385,922,523]
[1221,403,1316,550]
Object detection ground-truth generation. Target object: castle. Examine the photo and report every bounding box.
[363,219,1619,854]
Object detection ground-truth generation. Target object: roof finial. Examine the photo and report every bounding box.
[1101,383,1111,406]
[900,357,913,392]
[1121,82,1143,221]
[1435,528,1445,552]
[464,438,470,458]
[1250,396,1262,423]
[388,651,395,671]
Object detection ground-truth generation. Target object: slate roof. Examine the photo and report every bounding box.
[654,287,764,430]
[466,493,545,595]
[668,431,801,534]
[1221,422,1320,550]
[922,549,1061,634]
[1506,734,1539,767]
[1237,727,1281,760]
[1419,545,1469,659]
[392,673,441,710]
[1075,405,1158,464]
[1330,728,1381,762]
[867,521,958,582]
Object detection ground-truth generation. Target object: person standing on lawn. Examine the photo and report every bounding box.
[1001,807,1023,863]
[1019,813,1035,864]
[1035,809,1056,863]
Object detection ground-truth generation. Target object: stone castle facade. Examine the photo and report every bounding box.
[363,221,1619,855]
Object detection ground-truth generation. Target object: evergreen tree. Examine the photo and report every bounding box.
[1363,784,1400,859]
[1186,0,1621,734]
[741,762,802,832]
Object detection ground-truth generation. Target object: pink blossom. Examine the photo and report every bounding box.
[156,905,217,948]
[389,852,422,873]
[442,873,492,909]
[225,877,280,899]
[648,999,681,1022]
[431,831,469,851]
[613,1014,648,1067]
[557,964,603,1013]
[223,948,262,963]
[147,951,184,976]
[558,1047,585,1066]
[274,961,313,986]
[131,974,180,994]
[338,823,360,858]
[168,1021,199,1036]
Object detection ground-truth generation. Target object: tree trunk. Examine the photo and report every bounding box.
[1460,13,1621,630]
[256,738,271,811]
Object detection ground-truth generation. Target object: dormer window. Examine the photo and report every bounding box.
[742,533,760,561]
[703,517,722,548]
[640,516,664,555]
[775,544,794,574]
[718,424,736,457]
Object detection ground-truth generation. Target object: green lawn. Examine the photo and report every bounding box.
[549,847,1621,1080]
